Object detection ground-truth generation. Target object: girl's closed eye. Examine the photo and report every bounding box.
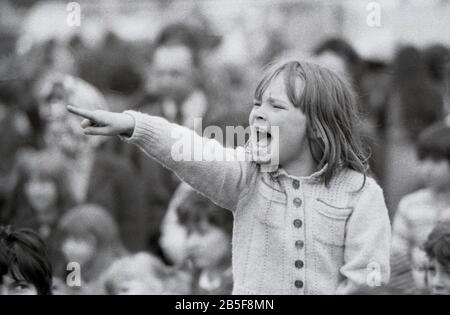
[267,97,288,110]
[272,103,287,110]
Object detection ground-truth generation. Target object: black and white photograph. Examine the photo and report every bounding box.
[0,0,450,300]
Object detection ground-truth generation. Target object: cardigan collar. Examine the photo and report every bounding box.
[269,163,328,183]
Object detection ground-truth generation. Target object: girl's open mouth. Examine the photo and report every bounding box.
[255,127,272,148]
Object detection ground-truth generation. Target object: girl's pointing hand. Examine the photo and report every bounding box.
[66,105,135,137]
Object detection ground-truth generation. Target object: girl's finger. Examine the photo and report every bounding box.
[67,105,98,121]
[83,127,110,136]
[81,119,92,128]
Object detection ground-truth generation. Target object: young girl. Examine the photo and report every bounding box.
[67,60,391,294]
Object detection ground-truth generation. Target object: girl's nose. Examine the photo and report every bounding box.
[254,106,268,121]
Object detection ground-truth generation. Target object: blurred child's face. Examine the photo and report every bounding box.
[249,74,308,168]
[418,158,450,191]
[42,101,90,157]
[24,174,58,219]
[150,45,196,103]
[186,220,230,270]
[0,274,38,295]
[61,236,96,266]
[411,248,429,290]
[427,258,450,295]
[112,277,164,295]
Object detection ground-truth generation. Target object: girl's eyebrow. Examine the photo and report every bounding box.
[267,96,288,107]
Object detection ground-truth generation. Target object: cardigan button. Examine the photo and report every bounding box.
[292,179,300,189]
[295,240,304,249]
[293,219,303,228]
[295,260,304,269]
[295,280,304,288]
[293,198,302,207]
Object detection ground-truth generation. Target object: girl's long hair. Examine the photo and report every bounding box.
[254,59,370,188]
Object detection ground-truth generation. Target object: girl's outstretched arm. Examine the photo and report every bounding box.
[67,105,136,137]
[67,106,253,211]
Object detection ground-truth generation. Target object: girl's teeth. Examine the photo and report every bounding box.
[257,134,269,147]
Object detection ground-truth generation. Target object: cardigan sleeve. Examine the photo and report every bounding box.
[336,179,392,294]
[119,110,254,212]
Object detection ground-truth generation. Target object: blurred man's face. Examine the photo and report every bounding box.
[427,258,450,295]
[150,45,196,104]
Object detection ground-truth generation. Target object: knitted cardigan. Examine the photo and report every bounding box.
[121,111,391,295]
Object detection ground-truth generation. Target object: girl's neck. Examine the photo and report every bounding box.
[282,147,318,178]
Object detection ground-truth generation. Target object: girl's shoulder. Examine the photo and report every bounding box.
[332,168,381,194]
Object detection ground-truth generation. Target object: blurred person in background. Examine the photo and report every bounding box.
[2,149,72,230]
[0,96,32,212]
[102,252,191,295]
[314,38,364,87]
[0,226,53,295]
[58,204,127,294]
[424,222,450,295]
[39,75,146,252]
[138,22,213,126]
[0,46,50,210]
[390,121,450,292]
[75,31,143,102]
[383,46,444,212]
[1,149,73,276]
[176,189,233,295]
[161,184,232,295]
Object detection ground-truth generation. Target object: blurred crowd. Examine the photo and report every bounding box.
[1,1,450,295]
